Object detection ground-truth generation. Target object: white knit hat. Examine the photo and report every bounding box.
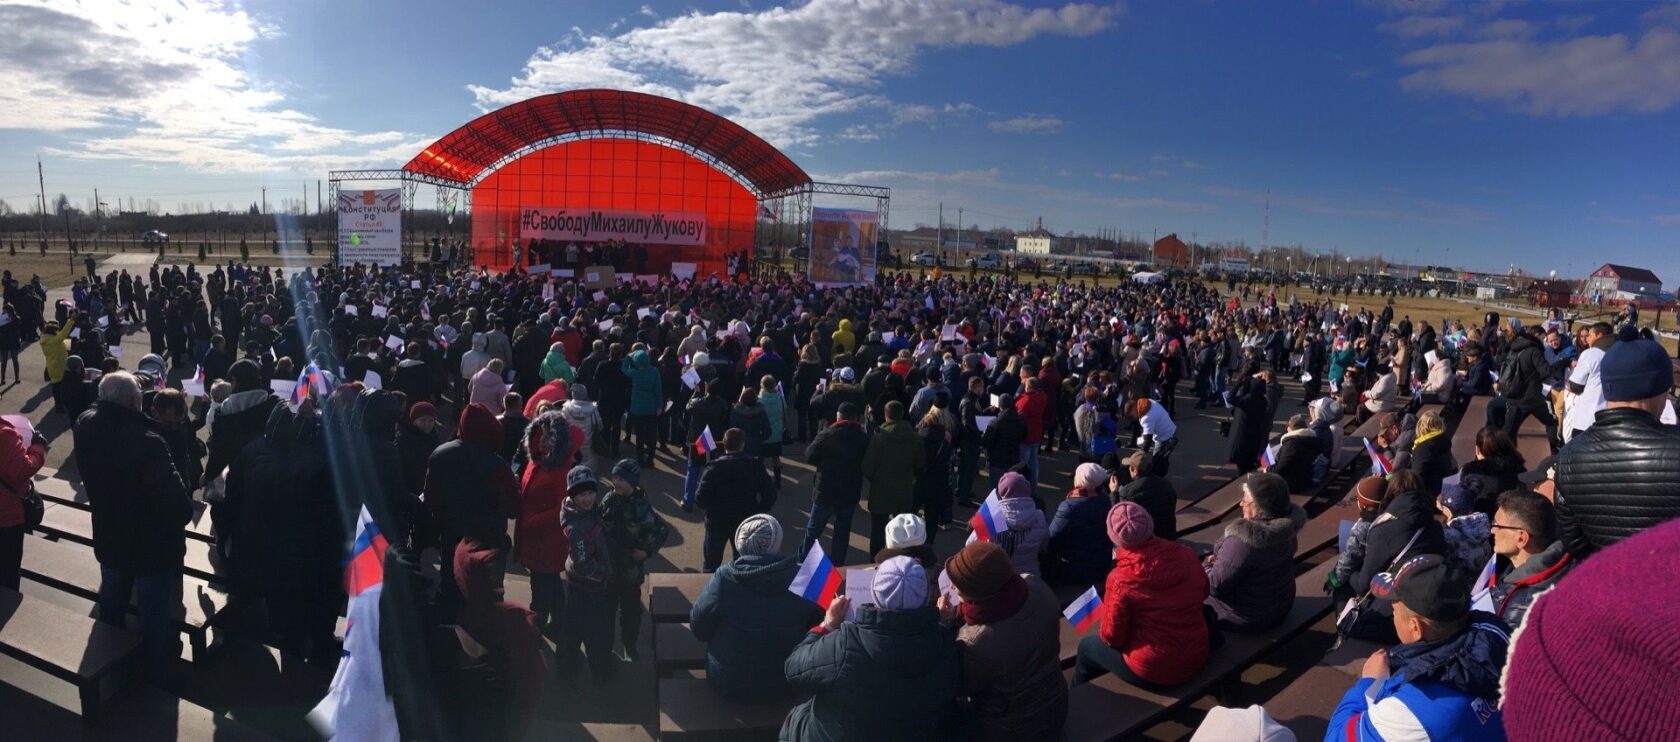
[1188,705,1295,742]
[872,556,928,611]
[884,514,926,550]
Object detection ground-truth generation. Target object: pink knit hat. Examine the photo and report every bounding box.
[1107,501,1154,549]
[1501,517,1680,739]
[1075,463,1108,491]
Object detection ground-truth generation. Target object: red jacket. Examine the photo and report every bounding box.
[0,418,46,528]
[1036,366,1062,424]
[1098,536,1210,686]
[514,421,584,574]
[1015,389,1047,444]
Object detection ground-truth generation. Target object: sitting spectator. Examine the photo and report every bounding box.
[1112,450,1177,539]
[1552,325,1680,558]
[1488,490,1573,630]
[1204,473,1306,630]
[1191,705,1296,742]
[452,537,545,741]
[1358,361,1401,423]
[1347,469,1447,643]
[993,471,1048,578]
[1271,414,1321,493]
[1417,345,1456,403]
[937,542,1067,741]
[1501,518,1680,740]
[1407,410,1456,495]
[1329,477,1390,596]
[782,556,959,740]
[875,512,937,572]
[1374,412,1416,472]
[1328,554,1509,741]
[1459,345,1494,397]
[690,515,823,703]
[1308,397,1345,480]
[1071,502,1210,689]
[1456,428,1525,515]
[1044,463,1114,589]
[1437,486,1491,578]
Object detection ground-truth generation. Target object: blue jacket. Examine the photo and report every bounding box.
[1328,612,1510,741]
[1044,493,1113,588]
[622,349,664,416]
[781,605,960,741]
[690,554,824,702]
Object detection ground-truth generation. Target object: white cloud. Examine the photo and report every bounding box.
[891,101,981,126]
[1180,160,1207,170]
[1554,14,1593,33]
[989,115,1064,134]
[839,124,881,142]
[1096,170,1143,182]
[1654,213,1680,226]
[469,0,1117,146]
[1398,26,1680,116]
[0,1,419,173]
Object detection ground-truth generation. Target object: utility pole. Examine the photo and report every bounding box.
[36,158,48,250]
[957,208,963,255]
[94,187,101,251]
[937,202,943,251]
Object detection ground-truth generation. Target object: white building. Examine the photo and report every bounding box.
[1015,229,1056,255]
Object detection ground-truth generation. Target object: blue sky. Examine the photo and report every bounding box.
[2,0,1678,283]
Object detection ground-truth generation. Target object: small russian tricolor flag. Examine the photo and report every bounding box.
[1063,586,1102,634]
[344,507,389,597]
[788,542,842,609]
[1364,437,1392,476]
[969,493,1006,543]
[1260,444,1278,472]
[695,425,717,456]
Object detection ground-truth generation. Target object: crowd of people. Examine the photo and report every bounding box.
[0,254,1676,740]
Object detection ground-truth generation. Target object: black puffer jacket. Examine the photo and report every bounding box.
[805,419,869,506]
[1409,431,1457,496]
[781,605,960,742]
[225,404,339,597]
[1352,489,1448,594]
[1496,334,1548,410]
[73,401,191,576]
[1458,454,1526,516]
[1553,407,1680,558]
[1271,428,1321,493]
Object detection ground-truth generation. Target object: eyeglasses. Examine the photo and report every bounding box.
[1489,523,1528,534]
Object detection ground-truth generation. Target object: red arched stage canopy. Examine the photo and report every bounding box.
[400,89,813,274]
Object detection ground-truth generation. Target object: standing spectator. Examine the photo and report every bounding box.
[38,310,78,388]
[1203,473,1305,631]
[1560,321,1612,442]
[938,542,1068,741]
[861,401,925,557]
[1014,377,1047,486]
[914,402,955,533]
[955,375,988,505]
[540,341,575,385]
[1071,501,1210,689]
[980,392,1025,493]
[622,349,662,465]
[1327,554,1509,741]
[600,459,669,661]
[203,359,277,558]
[690,515,823,702]
[801,402,868,565]
[515,410,576,640]
[497,392,528,464]
[426,403,519,621]
[558,384,606,475]
[1488,489,1573,630]
[147,389,204,499]
[781,556,960,741]
[0,302,23,385]
[696,428,776,572]
[1227,370,1271,473]
[451,538,546,741]
[389,343,433,410]
[0,412,46,590]
[681,379,730,512]
[396,402,443,497]
[73,372,191,684]
[471,359,511,415]
[557,466,616,682]
[758,375,787,488]
[1552,325,1680,557]
[728,387,771,461]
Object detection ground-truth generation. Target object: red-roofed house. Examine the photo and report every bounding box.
[1152,233,1189,268]
[1583,264,1663,303]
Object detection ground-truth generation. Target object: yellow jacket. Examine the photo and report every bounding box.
[40,320,75,384]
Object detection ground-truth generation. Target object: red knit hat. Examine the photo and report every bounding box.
[1501,518,1680,739]
[457,402,503,451]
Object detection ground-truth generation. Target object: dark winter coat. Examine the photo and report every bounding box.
[1352,490,1448,595]
[1204,505,1307,629]
[690,554,824,702]
[780,605,960,742]
[1553,407,1680,557]
[915,423,953,510]
[1457,455,1526,516]
[1114,475,1178,539]
[395,420,442,496]
[1045,491,1114,588]
[204,388,279,481]
[1227,377,1271,469]
[1496,334,1549,411]
[1490,541,1573,629]
[953,576,1067,742]
[225,404,339,597]
[980,407,1026,470]
[696,453,776,527]
[73,401,191,575]
[729,401,771,459]
[684,391,731,464]
[1271,427,1322,493]
[600,486,669,586]
[862,420,925,515]
[1408,431,1457,496]
[805,419,869,506]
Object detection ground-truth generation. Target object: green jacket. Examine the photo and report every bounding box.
[622,349,664,416]
[861,420,925,514]
[540,350,575,385]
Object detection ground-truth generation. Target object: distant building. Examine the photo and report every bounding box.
[1015,217,1056,255]
[1526,279,1574,308]
[1583,263,1663,303]
[1152,233,1189,267]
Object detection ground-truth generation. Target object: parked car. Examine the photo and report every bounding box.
[1010,257,1039,271]
[1068,262,1097,274]
[966,253,1001,270]
[141,229,169,244]
[911,252,939,267]
[787,246,809,261]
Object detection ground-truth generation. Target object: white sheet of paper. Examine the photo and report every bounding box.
[844,567,875,622]
[411,280,421,289]
[181,380,205,398]
[975,415,996,433]
[937,569,961,605]
[270,379,297,398]
[1336,597,1359,626]
[470,281,481,290]
[107,345,122,360]
[2,415,34,448]
[671,262,697,280]
[941,324,957,341]
[617,273,634,284]
[98,316,108,328]
[553,268,573,277]
[989,394,1001,409]
[681,367,701,389]
[363,370,383,390]
[637,307,652,320]
[530,263,550,275]
[343,304,358,316]
[385,335,404,351]
[372,305,389,318]
[592,291,606,302]
[598,319,614,332]
[70,327,81,339]
[1424,350,1439,367]
[881,331,895,344]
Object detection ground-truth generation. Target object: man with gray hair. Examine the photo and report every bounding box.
[72,371,192,685]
